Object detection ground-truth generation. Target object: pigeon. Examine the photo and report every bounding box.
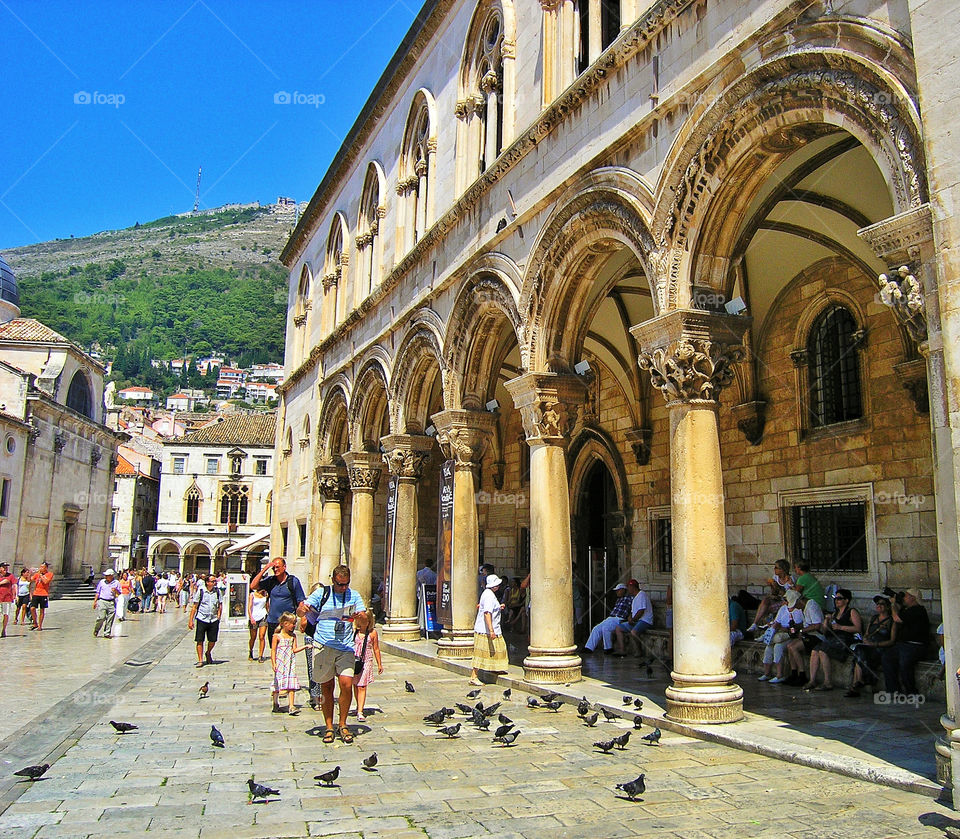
[642,727,662,745]
[476,717,491,731]
[614,731,631,750]
[577,699,590,717]
[314,766,341,786]
[633,715,644,730]
[423,710,446,725]
[362,753,378,771]
[456,703,475,716]
[109,721,138,734]
[622,695,633,705]
[493,723,515,739]
[616,773,646,801]
[438,723,461,738]
[633,698,643,710]
[198,682,209,700]
[541,692,558,703]
[14,763,49,781]
[481,701,501,717]
[583,712,599,727]
[210,725,224,748]
[601,708,621,722]
[544,700,562,712]
[493,729,520,746]
[497,713,512,726]
[405,681,416,693]
[471,709,486,727]
[502,688,512,700]
[442,707,456,718]
[467,689,481,699]
[247,777,279,801]
[593,739,616,753]
[526,696,540,708]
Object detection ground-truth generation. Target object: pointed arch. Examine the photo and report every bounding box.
[66,370,94,419]
[184,482,203,524]
[356,161,388,302]
[350,351,392,451]
[391,312,447,433]
[568,426,631,514]
[324,212,350,330]
[317,381,351,464]
[398,88,438,252]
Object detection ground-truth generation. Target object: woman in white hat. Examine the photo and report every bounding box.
[469,574,508,686]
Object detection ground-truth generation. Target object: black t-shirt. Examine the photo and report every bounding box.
[898,603,929,644]
[141,574,155,594]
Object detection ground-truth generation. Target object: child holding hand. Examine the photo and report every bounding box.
[272,611,306,715]
[352,612,383,722]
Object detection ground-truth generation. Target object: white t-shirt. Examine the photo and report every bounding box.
[774,605,803,628]
[155,578,169,595]
[803,599,825,631]
[474,589,502,635]
[251,592,269,623]
[630,591,653,624]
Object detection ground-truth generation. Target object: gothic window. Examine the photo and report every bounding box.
[399,92,436,251]
[576,1,621,74]
[185,485,202,524]
[323,214,347,329]
[789,501,868,573]
[282,427,293,486]
[356,164,385,298]
[265,490,273,522]
[219,484,249,525]
[807,305,863,428]
[66,371,94,419]
[300,417,311,480]
[293,265,312,359]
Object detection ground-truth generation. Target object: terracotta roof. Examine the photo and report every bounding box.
[115,454,136,475]
[172,413,276,446]
[0,318,73,344]
[168,392,190,399]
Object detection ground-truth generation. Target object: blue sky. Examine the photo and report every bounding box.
[0,0,422,248]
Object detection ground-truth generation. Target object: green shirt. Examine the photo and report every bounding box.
[796,572,826,611]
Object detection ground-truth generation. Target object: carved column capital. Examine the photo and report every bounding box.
[631,310,750,405]
[380,433,434,482]
[431,409,496,470]
[316,465,349,502]
[342,450,383,493]
[504,372,586,447]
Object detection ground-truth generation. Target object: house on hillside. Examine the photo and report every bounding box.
[117,385,155,404]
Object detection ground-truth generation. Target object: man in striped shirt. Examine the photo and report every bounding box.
[582,583,635,654]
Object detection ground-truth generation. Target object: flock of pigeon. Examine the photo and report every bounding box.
[12,680,656,805]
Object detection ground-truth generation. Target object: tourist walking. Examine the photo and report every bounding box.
[14,568,31,626]
[248,585,269,661]
[155,573,169,613]
[0,562,15,637]
[470,574,508,685]
[250,558,306,647]
[271,612,305,715]
[93,569,121,638]
[351,611,382,722]
[30,561,53,631]
[116,571,132,622]
[187,575,222,667]
[140,570,155,613]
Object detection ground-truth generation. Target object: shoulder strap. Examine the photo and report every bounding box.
[285,575,297,604]
[359,630,369,660]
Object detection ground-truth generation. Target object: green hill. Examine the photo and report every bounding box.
[3,203,297,368]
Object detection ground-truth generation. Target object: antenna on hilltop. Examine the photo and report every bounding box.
[193,166,202,213]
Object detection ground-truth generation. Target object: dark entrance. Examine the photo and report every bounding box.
[573,460,618,643]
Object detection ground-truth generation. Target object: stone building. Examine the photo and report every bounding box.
[273,0,960,787]
[107,448,160,568]
[0,253,121,577]
[146,414,275,575]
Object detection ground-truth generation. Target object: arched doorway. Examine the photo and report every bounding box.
[573,459,618,643]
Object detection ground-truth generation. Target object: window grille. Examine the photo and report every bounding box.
[789,501,868,573]
[808,306,862,427]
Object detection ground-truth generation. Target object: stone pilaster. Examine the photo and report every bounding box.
[504,372,586,684]
[342,451,383,607]
[431,409,497,660]
[632,309,750,724]
[316,465,349,587]
[380,433,434,642]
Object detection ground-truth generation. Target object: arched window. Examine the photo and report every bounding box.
[265,490,273,523]
[807,306,863,428]
[300,416,311,480]
[356,163,385,299]
[399,91,437,252]
[66,371,94,419]
[185,485,202,524]
[575,1,621,75]
[457,1,514,192]
[323,214,347,330]
[220,484,249,525]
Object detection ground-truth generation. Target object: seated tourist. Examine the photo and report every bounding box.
[746,560,796,636]
[804,588,863,691]
[785,592,825,687]
[846,596,896,697]
[583,583,634,655]
[729,596,748,647]
[613,580,652,657]
[881,588,929,696]
[758,590,803,684]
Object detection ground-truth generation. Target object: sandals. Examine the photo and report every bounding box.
[322,729,335,744]
[288,709,300,716]
[338,726,354,743]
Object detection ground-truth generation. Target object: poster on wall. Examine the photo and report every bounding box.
[382,475,398,617]
[224,573,250,631]
[435,459,455,627]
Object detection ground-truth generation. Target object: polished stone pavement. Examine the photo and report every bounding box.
[0,604,957,838]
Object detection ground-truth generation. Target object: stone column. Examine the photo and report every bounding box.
[316,465,349,586]
[432,409,496,659]
[380,434,434,642]
[504,372,586,684]
[859,205,960,789]
[342,451,383,607]
[539,1,559,104]
[632,309,750,724]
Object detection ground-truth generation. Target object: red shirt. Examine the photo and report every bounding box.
[0,572,14,603]
[32,570,53,597]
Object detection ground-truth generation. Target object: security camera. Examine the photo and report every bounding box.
[724,297,747,315]
[425,425,436,437]
[485,399,500,413]
[574,360,591,375]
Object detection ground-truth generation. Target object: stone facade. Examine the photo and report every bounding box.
[273,0,960,776]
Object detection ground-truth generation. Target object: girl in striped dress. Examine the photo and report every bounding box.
[271,612,305,715]
[352,612,382,723]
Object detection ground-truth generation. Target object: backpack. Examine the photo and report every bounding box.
[299,582,329,637]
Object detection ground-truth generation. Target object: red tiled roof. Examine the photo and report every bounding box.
[172,413,276,446]
[115,454,136,475]
[0,318,72,344]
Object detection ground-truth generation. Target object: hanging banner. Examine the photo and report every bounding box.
[435,459,455,627]
[382,475,398,616]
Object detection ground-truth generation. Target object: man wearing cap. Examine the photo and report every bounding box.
[612,580,651,657]
[0,562,15,638]
[882,588,929,695]
[583,583,635,655]
[92,569,121,638]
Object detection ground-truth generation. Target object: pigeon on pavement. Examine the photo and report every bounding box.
[362,753,378,770]
[497,713,512,726]
[481,701,501,717]
[438,723,461,738]
[502,688,511,700]
[456,703,475,715]
[467,689,481,699]
[109,721,138,734]
[614,731,631,750]
[493,723,514,739]
[593,739,616,753]
[471,709,486,727]
[583,712,599,727]
[493,729,520,746]
[622,695,632,705]
[633,715,644,730]
[633,698,643,710]
[247,777,279,801]
[642,727,662,745]
[476,717,491,731]
[541,692,558,703]
[442,707,456,717]
[405,681,416,693]
[577,699,590,717]
[210,725,224,748]
[601,708,621,722]
[198,682,209,700]
[14,764,49,781]
[314,766,341,786]
[526,696,540,708]
[423,710,446,725]
[616,774,646,801]
[544,700,562,712]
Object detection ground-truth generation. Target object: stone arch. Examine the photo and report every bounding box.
[391,311,447,433]
[325,212,351,328]
[568,427,631,514]
[350,351,392,451]
[653,48,927,313]
[520,168,657,372]
[151,539,181,567]
[398,88,439,249]
[444,256,523,410]
[66,369,95,419]
[317,381,351,463]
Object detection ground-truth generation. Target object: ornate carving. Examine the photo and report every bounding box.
[877,265,927,343]
[348,466,382,492]
[790,348,809,368]
[316,472,349,502]
[625,428,653,466]
[857,204,933,263]
[505,374,585,447]
[383,448,430,480]
[27,422,41,444]
[639,339,745,404]
[732,401,767,446]
[432,410,495,471]
[293,313,307,327]
[53,433,66,454]
[322,271,339,291]
[90,448,102,467]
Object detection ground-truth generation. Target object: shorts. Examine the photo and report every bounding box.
[312,645,356,684]
[194,619,220,644]
[17,595,29,608]
[800,634,821,654]
[0,602,12,617]
[31,596,48,609]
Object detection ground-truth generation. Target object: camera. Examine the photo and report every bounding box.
[882,586,905,606]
